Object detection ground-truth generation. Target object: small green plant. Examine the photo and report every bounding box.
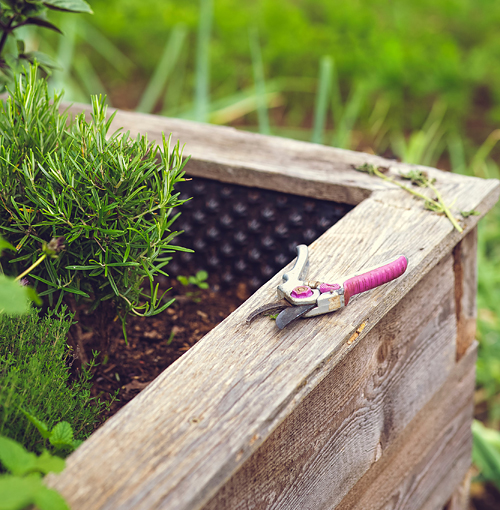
[355,164,463,232]
[0,306,110,453]
[0,64,190,340]
[0,435,69,510]
[0,0,92,87]
[22,411,82,453]
[177,270,209,290]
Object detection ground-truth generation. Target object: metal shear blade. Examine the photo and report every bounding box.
[275,303,315,329]
[245,299,291,323]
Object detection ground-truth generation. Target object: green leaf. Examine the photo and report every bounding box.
[22,17,63,34]
[25,286,42,306]
[33,485,70,510]
[107,272,119,297]
[0,275,32,315]
[65,264,100,270]
[472,420,500,489]
[177,275,189,286]
[34,450,65,475]
[21,410,51,439]
[0,436,36,476]
[0,474,39,510]
[71,439,83,449]
[43,0,93,13]
[28,274,59,288]
[0,236,15,256]
[49,422,74,448]
[62,286,90,298]
[196,270,208,281]
[105,262,140,267]
[460,209,481,218]
[162,244,194,253]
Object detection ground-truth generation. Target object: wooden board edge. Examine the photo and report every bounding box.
[62,102,500,208]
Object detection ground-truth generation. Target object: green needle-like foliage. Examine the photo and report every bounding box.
[0,307,109,454]
[0,64,190,333]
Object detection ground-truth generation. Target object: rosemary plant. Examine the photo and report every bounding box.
[0,65,190,337]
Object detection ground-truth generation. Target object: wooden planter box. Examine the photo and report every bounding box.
[48,106,500,510]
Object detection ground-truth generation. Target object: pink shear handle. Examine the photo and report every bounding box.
[343,255,408,306]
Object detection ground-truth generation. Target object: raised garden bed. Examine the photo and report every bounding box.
[48,104,500,510]
[84,178,353,416]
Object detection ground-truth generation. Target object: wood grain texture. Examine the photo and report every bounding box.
[46,107,499,510]
[203,254,457,510]
[453,228,478,360]
[441,470,472,510]
[63,102,499,207]
[337,342,476,510]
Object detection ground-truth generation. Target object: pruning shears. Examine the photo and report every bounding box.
[246,244,408,329]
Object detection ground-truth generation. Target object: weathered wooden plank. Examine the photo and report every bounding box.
[203,254,457,510]
[64,102,388,204]
[64,103,499,209]
[48,166,498,510]
[453,228,478,360]
[440,471,472,510]
[336,343,476,510]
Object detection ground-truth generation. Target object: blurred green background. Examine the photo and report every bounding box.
[20,0,500,501]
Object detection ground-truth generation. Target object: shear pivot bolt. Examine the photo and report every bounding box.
[291,285,313,299]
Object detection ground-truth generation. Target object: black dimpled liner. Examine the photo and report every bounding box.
[168,177,353,289]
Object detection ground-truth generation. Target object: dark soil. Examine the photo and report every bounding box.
[76,275,250,420]
[470,481,500,510]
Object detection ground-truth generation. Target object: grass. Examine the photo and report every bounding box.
[12,0,494,142]
[136,24,187,114]
[25,1,500,131]
[311,56,332,144]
